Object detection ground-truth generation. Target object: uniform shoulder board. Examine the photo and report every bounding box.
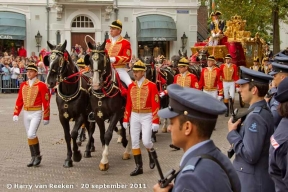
[253,106,262,113]
[182,156,202,173]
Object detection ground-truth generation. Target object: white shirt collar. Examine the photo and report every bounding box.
[112,35,121,44]
[136,76,145,88]
[28,77,37,87]
[181,71,188,77]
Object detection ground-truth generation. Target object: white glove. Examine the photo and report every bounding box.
[217,96,223,101]
[152,124,159,132]
[123,122,128,129]
[212,33,216,38]
[43,120,49,125]
[159,92,165,98]
[110,57,116,63]
[236,88,240,92]
[13,115,18,122]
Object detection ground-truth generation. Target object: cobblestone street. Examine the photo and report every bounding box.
[0,93,246,192]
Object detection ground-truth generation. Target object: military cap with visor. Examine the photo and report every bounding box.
[275,77,288,103]
[236,66,273,85]
[269,62,288,76]
[158,84,226,120]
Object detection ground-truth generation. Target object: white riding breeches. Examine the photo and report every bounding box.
[115,68,132,87]
[208,37,219,46]
[203,90,218,99]
[223,81,235,99]
[130,112,153,150]
[23,110,42,139]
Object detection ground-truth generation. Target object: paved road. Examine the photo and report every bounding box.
[0,93,247,192]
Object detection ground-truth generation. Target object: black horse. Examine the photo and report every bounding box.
[45,40,91,167]
[84,40,129,171]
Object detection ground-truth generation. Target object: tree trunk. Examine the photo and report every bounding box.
[272,5,280,54]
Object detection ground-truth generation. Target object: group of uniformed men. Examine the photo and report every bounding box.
[11,19,288,192]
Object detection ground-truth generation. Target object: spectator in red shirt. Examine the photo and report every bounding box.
[18,45,27,58]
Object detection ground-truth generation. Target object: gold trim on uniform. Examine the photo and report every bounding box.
[223,64,234,81]
[195,82,199,89]
[130,79,150,113]
[45,93,49,101]
[155,94,159,103]
[43,107,50,118]
[126,49,131,57]
[204,68,217,90]
[22,81,39,109]
[24,106,42,111]
[176,72,191,87]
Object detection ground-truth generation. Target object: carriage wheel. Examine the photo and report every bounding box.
[239,93,245,108]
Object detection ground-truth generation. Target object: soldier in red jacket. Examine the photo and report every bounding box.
[13,64,50,167]
[199,55,223,99]
[160,58,199,97]
[219,54,239,116]
[123,60,160,176]
[106,19,132,87]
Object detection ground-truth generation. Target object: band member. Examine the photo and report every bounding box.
[123,60,160,176]
[199,55,223,99]
[106,19,132,87]
[269,77,288,191]
[266,62,288,128]
[209,11,225,46]
[160,57,199,150]
[219,54,239,117]
[153,84,241,192]
[227,67,275,192]
[262,57,270,74]
[249,57,264,72]
[13,64,50,167]
[160,58,199,98]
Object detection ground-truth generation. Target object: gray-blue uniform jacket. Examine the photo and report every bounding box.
[172,140,241,192]
[269,118,288,192]
[227,100,275,192]
[268,87,282,128]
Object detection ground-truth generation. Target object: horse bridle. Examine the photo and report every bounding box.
[49,50,67,82]
[90,50,108,83]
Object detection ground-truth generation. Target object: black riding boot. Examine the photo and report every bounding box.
[151,131,157,143]
[33,143,42,166]
[148,149,155,169]
[27,145,35,167]
[169,144,180,150]
[130,154,143,176]
[224,103,229,117]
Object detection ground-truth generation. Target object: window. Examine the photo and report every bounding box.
[71,16,94,28]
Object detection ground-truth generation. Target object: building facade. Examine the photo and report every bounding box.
[0,0,199,59]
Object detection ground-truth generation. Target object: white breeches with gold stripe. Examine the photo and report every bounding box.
[203,90,218,99]
[23,110,42,139]
[223,81,235,99]
[130,112,153,150]
[115,68,132,87]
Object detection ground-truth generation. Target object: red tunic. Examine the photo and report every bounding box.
[105,36,132,68]
[13,79,51,120]
[199,67,223,96]
[173,72,199,89]
[219,63,239,82]
[124,79,160,124]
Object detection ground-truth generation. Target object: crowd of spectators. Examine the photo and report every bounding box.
[0,46,48,93]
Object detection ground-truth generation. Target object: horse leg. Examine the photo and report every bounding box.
[161,118,168,133]
[122,126,131,160]
[84,122,95,158]
[99,113,120,171]
[117,118,124,143]
[71,118,83,162]
[60,119,73,168]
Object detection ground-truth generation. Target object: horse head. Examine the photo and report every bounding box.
[84,40,109,90]
[45,40,73,88]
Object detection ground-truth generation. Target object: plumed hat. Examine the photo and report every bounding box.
[110,19,122,30]
[133,60,146,71]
